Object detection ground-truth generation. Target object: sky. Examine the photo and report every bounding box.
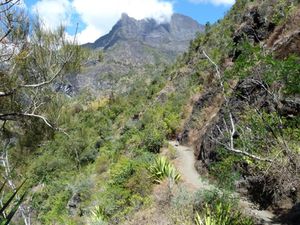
[22,0,235,44]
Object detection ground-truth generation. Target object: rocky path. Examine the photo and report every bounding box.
[168,140,281,225]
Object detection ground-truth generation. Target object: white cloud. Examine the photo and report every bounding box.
[72,0,174,44]
[188,0,235,6]
[75,25,104,45]
[32,0,72,30]
[31,0,173,44]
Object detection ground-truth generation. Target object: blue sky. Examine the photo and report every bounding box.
[23,0,234,43]
[174,1,232,25]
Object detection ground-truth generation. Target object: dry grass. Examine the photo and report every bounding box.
[123,181,173,225]
[267,8,300,58]
[124,181,198,225]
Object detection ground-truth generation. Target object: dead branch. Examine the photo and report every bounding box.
[0,90,15,97]
[0,0,19,7]
[202,50,227,101]
[20,60,69,88]
[0,113,53,129]
[212,137,273,162]
[203,49,273,163]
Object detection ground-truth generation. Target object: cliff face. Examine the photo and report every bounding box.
[172,0,300,216]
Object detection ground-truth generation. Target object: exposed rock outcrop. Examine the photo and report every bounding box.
[233,7,276,45]
[71,13,204,96]
[68,193,82,216]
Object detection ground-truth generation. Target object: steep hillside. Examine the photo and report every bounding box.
[123,0,300,223]
[2,1,300,225]
[170,0,300,223]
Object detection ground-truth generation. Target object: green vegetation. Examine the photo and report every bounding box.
[195,203,253,225]
[1,0,300,224]
[227,42,300,94]
[0,181,27,225]
[11,64,196,223]
[148,156,181,184]
[194,190,254,225]
[186,0,300,211]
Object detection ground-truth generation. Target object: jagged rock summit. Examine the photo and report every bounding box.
[84,13,204,54]
[69,13,204,96]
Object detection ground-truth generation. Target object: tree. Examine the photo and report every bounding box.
[0,0,82,131]
[0,1,83,223]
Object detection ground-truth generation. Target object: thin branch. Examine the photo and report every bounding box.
[0,113,53,128]
[229,112,235,149]
[20,23,79,89]
[1,120,6,131]
[20,59,70,88]
[0,90,15,97]
[0,28,12,43]
[0,113,70,137]
[203,49,273,163]
[23,113,53,128]
[202,49,228,103]
[0,0,19,7]
[0,0,19,10]
[212,137,273,162]
[202,50,221,79]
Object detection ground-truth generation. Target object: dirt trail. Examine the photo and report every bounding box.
[169,141,281,225]
[170,140,212,191]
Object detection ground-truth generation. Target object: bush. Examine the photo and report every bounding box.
[89,206,108,225]
[195,202,254,225]
[94,155,111,174]
[194,190,254,225]
[142,126,166,153]
[148,156,181,184]
[110,157,135,186]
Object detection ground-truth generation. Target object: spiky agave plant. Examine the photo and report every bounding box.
[89,206,107,225]
[195,203,254,225]
[148,156,181,183]
[0,180,27,225]
[195,206,218,225]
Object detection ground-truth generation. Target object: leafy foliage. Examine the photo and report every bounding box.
[0,180,27,225]
[194,190,254,225]
[2,0,300,224]
[148,156,181,183]
[226,42,300,95]
[195,203,253,225]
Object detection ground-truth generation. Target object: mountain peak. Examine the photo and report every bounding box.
[121,13,132,21]
[121,12,129,19]
[84,13,204,50]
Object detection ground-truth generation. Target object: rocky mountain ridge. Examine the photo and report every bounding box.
[84,13,203,53]
[65,13,203,96]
